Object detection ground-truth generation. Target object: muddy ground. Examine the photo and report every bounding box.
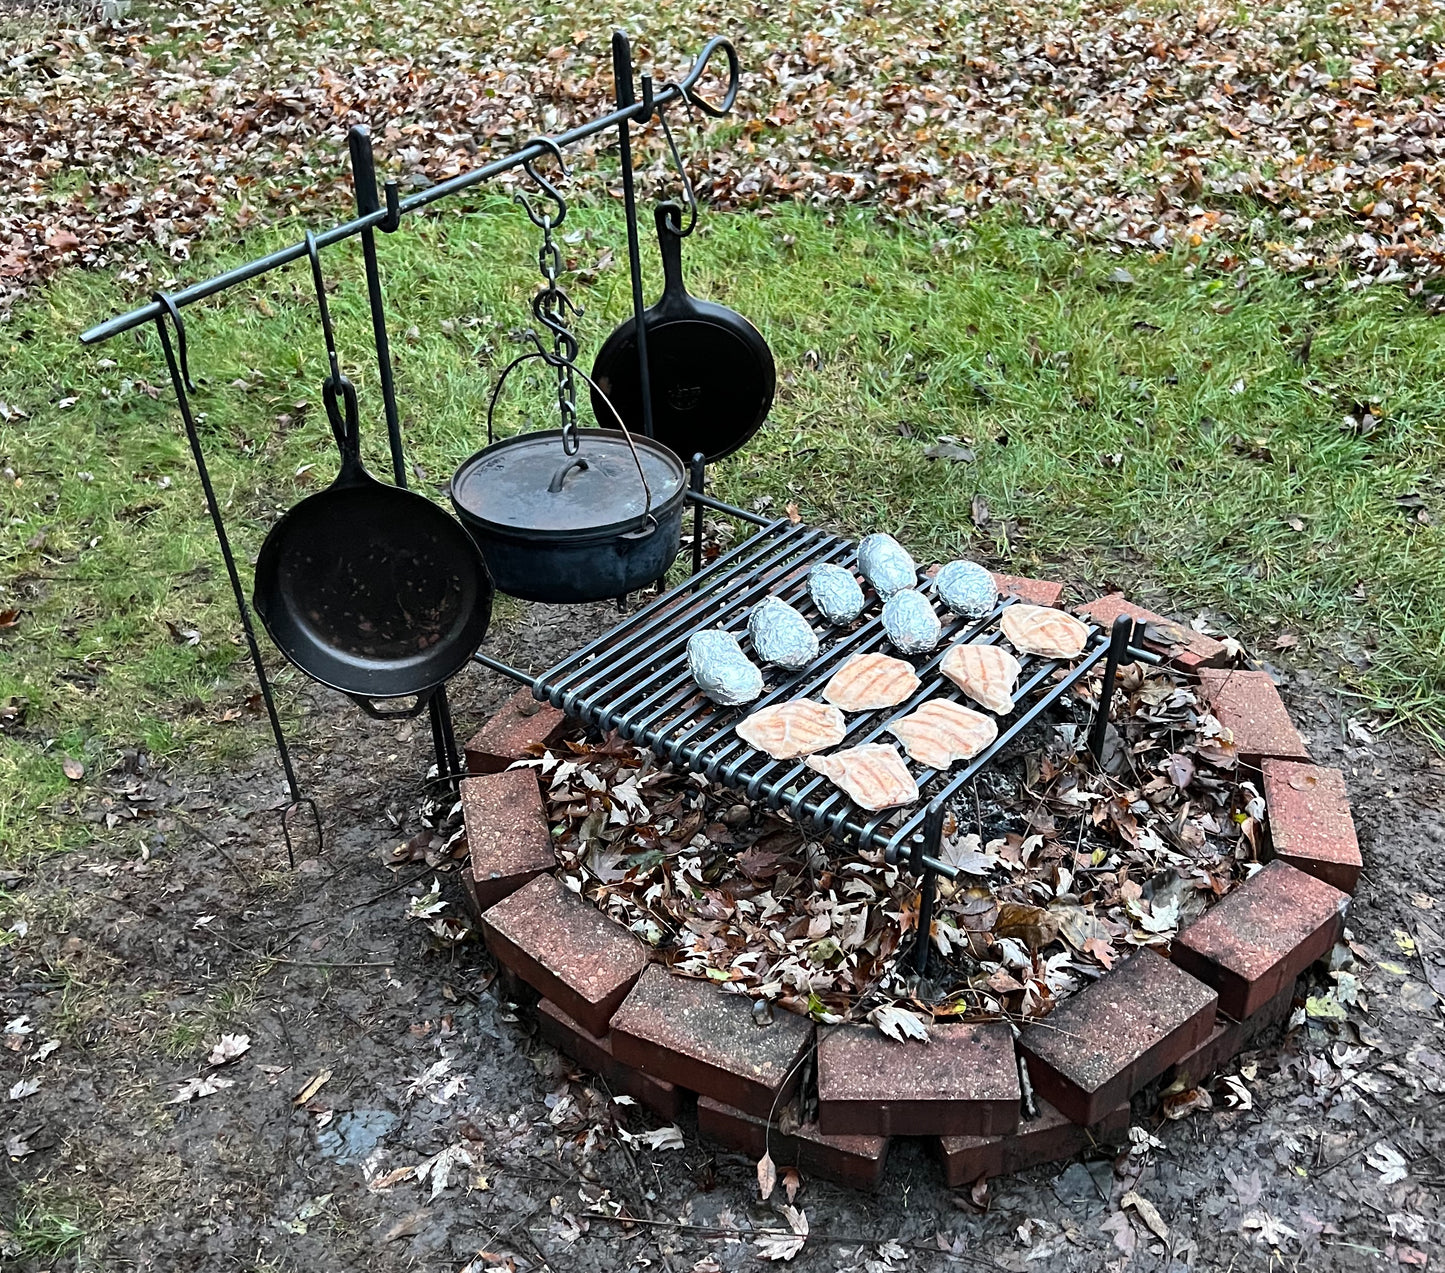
[2,599,1444,1272]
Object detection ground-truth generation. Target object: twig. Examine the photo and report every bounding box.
[210,930,397,970]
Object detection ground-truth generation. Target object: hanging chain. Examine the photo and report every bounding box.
[530,211,582,455]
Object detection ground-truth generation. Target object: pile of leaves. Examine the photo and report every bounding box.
[527,659,1264,1029]
[8,0,1445,317]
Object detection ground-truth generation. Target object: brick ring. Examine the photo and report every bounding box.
[460,585,1360,1190]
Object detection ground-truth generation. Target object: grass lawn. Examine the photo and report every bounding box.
[3,195,1443,873]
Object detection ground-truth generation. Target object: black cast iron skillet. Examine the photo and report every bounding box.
[252,237,493,718]
[590,202,775,464]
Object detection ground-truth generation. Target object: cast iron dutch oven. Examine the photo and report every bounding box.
[253,372,494,717]
[590,202,775,464]
[449,356,687,604]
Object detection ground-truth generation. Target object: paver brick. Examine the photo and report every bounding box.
[459,769,555,915]
[937,1098,1130,1187]
[1166,978,1297,1090]
[816,1022,1020,1137]
[1262,760,1363,895]
[1074,593,1228,671]
[481,873,648,1036]
[991,572,1065,608]
[1196,669,1310,765]
[1171,859,1347,1020]
[1020,948,1217,1126]
[696,1096,889,1191]
[536,999,685,1119]
[609,967,814,1119]
[465,687,572,774]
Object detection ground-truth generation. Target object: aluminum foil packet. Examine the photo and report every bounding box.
[808,562,865,625]
[857,533,916,597]
[747,596,819,670]
[934,559,998,618]
[687,629,764,706]
[882,588,941,654]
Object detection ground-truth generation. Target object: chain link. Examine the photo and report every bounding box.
[531,213,581,455]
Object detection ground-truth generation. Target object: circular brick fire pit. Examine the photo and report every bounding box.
[457,580,1359,1191]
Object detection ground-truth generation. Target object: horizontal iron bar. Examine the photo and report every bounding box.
[685,490,773,526]
[80,83,696,346]
[470,649,538,687]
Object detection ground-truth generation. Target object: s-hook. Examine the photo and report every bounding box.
[653,83,700,237]
[150,292,321,867]
[515,136,584,455]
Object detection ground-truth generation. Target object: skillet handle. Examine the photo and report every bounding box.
[324,374,365,483]
[655,203,689,307]
[346,688,439,720]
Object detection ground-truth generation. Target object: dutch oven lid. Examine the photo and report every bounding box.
[450,428,686,538]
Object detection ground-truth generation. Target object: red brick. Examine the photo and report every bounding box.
[465,688,572,774]
[536,999,684,1120]
[1196,669,1310,765]
[1262,760,1362,895]
[1171,859,1347,1021]
[936,1098,1130,1187]
[481,874,648,1036]
[459,769,555,915]
[1020,949,1217,1126]
[1074,594,1228,671]
[696,1096,889,1191]
[991,573,1064,607]
[816,1023,1019,1137]
[1165,978,1296,1090]
[609,967,813,1119]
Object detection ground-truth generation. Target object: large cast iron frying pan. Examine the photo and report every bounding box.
[590,202,775,464]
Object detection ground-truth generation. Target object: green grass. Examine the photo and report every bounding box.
[2,199,1443,867]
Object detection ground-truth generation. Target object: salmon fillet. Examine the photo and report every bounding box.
[736,700,847,760]
[1000,604,1089,658]
[805,744,919,811]
[822,652,921,712]
[887,700,998,769]
[940,642,1021,716]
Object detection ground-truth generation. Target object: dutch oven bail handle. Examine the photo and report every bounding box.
[485,349,659,536]
[304,230,438,722]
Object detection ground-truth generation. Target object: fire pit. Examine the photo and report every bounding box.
[465,510,1362,1191]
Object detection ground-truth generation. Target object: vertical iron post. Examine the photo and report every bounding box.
[690,451,706,578]
[912,798,946,974]
[612,30,658,441]
[1087,613,1136,762]
[347,126,462,787]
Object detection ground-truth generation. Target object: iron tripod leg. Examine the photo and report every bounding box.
[1087,613,1137,763]
[910,797,948,975]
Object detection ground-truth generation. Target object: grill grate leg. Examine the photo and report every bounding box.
[1087,613,1136,763]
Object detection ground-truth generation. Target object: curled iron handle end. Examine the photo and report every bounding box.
[677,36,740,117]
[150,291,197,394]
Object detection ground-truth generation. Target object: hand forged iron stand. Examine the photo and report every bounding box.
[82,31,1151,970]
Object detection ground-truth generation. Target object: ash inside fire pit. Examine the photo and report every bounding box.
[533,657,1262,1027]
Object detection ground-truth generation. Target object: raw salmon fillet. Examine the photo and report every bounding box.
[736,700,847,760]
[940,642,1021,716]
[887,700,998,769]
[822,652,921,712]
[1000,604,1089,658]
[805,744,919,811]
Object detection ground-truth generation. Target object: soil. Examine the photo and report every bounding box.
[2,598,1443,1272]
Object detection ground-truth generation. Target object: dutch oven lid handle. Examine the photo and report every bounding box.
[488,350,657,517]
[547,456,589,492]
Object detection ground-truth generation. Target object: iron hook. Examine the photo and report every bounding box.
[151,292,197,394]
[514,136,570,229]
[655,98,699,237]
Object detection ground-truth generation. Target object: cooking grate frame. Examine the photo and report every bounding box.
[527,514,1148,873]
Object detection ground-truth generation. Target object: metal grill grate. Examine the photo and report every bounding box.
[531,516,1138,867]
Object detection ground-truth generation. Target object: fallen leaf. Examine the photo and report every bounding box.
[8,1077,41,1101]
[207,1033,251,1067]
[293,1068,332,1106]
[1121,1191,1169,1241]
[970,495,990,528]
[46,229,81,252]
[61,757,84,781]
[923,439,976,463]
[757,1151,777,1201]
[169,1073,234,1104]
[781,1167,801,1204]
[869,1004,931,1043]
[0,609,19,629]
[755,1206,808,1261]
[784,503,801,524]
